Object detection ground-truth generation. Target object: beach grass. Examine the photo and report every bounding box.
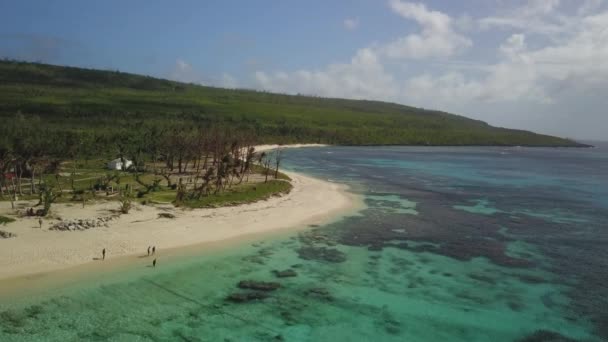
[145,190,177,204]
[0,215,15,225]
[181,180,293,208]
[3,158,293,212]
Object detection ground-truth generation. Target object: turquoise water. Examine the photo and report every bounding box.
[2,145,608,341]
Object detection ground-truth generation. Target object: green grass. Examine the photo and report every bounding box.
[181,180,293,208]
[1,155,294,211]
[0,215,16,225]
[145,190,177,204]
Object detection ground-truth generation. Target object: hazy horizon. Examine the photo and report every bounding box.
[1,0,606,140]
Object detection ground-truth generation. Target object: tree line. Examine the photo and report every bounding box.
[0,115,284,215]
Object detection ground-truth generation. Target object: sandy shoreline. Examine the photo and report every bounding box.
[254,143,327,152]
[0,152,360,284]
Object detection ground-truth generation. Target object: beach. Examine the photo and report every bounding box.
[254,144,327,152]
[0,146,604,341]
[0,145,358,283]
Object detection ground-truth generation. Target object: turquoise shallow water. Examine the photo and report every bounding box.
[1,145,608,341]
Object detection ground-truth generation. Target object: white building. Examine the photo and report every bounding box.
[107,158,133,170]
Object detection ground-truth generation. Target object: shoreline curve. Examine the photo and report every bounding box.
[0,158,362,293]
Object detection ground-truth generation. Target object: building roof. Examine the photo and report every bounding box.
[109,158,132,163]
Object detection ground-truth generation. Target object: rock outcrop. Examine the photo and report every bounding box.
[157,213,176,219]
[0,230,15,239]
[49,215,119,231]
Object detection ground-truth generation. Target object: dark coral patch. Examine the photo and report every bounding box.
[297,247,346,263]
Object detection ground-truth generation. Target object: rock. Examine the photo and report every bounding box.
[158,213,176,219]
[237,280,281,291]
[50,216,116,231]
[226,292,269,303]
[272,269,297,278]
[0,230,16,239]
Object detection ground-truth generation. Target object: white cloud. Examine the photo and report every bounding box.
[403,9,608,107]
[381,1,472,59]
[479,0,566,35]
[255,48,398,100]
[578,0,604,15]
[253,1,472,101]
[169,59,240,89]
[521,12,608,85]
[343,18,359,30]
[499,33,526,58]
[221,73,238,88]
[176,59,190,71]
[522,0,561,16]
[169,59,198,83]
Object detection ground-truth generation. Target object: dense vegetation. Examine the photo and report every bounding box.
[0,117,288,215]
[0,60,584,150]
[180,180,292,208]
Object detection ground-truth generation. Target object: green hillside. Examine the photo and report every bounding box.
[0,60,584,149]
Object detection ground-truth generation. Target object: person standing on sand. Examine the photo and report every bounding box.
[152,258,156,267]
[38,218,42,228]
[102,248,106,260]
[152,246,156,255]
[147,246,151,256]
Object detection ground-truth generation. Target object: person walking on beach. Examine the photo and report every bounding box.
[102,248,106,260]
[147,246,151,256]
[38,218,42,228]
[152,258,157,267]
[152,246,156,255]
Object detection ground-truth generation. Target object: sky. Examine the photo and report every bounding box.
[0,0,606,140]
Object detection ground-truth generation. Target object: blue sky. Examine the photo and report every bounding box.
[1,0,607,140]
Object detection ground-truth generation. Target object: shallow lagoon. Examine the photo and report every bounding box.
[1,145,607,341]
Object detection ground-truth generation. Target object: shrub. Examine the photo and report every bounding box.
[0,215,16,225]
[119,197,132,214]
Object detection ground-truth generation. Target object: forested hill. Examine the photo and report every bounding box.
[0,60,585,148]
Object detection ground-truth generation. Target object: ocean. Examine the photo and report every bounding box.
[1,145,607,341]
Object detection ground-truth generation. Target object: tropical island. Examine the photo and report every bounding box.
[0,140,354,281]
[0,59,585,282]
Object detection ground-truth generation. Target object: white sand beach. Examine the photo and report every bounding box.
[0,162,359,282]
[254,144,327,152]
